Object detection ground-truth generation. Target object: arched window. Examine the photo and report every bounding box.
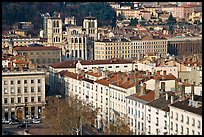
[48,58,51,63]
[71,38,74,43]
[75,38,78,43]
[72,30,76,35]
[53,21,56,27]
[79,38,82,43]
[58,37,60,42]
[43,58,46,64]
[37,59,40,64]
[56,21,59,27]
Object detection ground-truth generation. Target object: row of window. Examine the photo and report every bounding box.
[3,79,41,85]
[4,86,41,94]
[171,123,200,135]
[171,111,200,128]
[3,96,42,104]
[101,41,167,46]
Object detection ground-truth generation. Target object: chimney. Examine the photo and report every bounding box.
[163,70,167,76]
[165,92,168,101]
[191,82,195,101]
[118,71,122,80]
[93,67,98,73]
[156,70,160,76]
[77,74,79,79]
[102,71,106,77]
[140,83,146,96]
[171,95,174,103]
[179,84,185,101]
[155,80,160,99]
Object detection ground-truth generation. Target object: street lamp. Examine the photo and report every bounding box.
[56,95,61,135]
[24,102,28,129]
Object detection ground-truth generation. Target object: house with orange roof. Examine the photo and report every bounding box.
[141,70,177,93]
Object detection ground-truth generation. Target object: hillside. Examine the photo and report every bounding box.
[2,2,116,32]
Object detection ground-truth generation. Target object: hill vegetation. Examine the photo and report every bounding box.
[2,2,116,32]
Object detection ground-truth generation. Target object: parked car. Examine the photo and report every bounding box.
[4,120,10,124]
[23,119,32,124]
[9,119,20,125]
[32,118,41,124]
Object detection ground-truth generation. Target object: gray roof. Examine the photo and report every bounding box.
[147,94,179,112]
[170,95,202,116]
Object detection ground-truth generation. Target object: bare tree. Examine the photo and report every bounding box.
[42,95,99,135]
[108,117,133,135]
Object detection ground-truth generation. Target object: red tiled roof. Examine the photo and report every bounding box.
[154,73,177,81]
[14,46,61,51]
[14,59,28,64]
[130,90,155,102]
[58,70,84,80]
[49,58,134,68]
[86,72,102,77]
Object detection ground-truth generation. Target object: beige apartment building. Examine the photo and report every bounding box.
[14,45,61,67]
[2,37,40,49]
[2,70,46,121]
[94,38,168,60]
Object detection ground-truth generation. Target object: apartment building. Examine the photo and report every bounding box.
[167,36,202,58]
[14,45,61,67]
[179,65,202,86]
[2,37,40,48]
[50,68,153,131]
[146,93,179,135]
[94,37,168,60]
[2,69,46,121]
[116,9,140,19]
[169,95,202,135]
[143,70,177,92]
[126,88,155,135]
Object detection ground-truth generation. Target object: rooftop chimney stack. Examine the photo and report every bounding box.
[166,92,168,100]
[191,82,195,101]
[140,83,146,96]
[102,71,106,78]
[156,70,160,76]
[179,84,185,101]
[171,95,174,103]
[155,80,160,99]
[163,70,167,76]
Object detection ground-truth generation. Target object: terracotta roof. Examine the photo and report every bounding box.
[95,73,119,86]
[58,70,84,80]
[49,59,133,68]
[14,46,61,51]
[154,73,177,81]
[14,59,29,64]
[113,79,135,89]
[86,72,102,77]
[129,90,155,102]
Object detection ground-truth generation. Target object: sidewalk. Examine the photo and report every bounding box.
[17,130,31,135]
[28,128,51,135]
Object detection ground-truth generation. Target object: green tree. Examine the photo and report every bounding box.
[129,18,138,26]
[167,13,177,25]
[167,13,177,34]
[117,14,125,21]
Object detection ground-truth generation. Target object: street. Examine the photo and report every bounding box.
[2,123,43,135]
